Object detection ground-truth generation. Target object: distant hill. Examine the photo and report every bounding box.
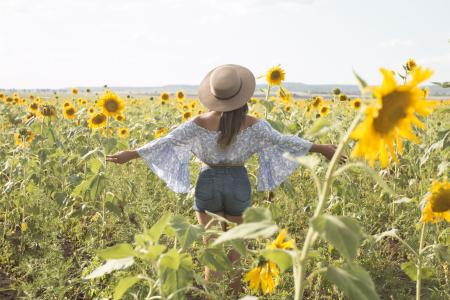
[3,82,449,97]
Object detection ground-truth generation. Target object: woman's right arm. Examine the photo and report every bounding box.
[106,150,140,164]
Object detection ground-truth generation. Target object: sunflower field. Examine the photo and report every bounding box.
[1,61,449,300]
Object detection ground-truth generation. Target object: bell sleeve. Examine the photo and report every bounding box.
[255,120,313,191]
[136,120,196,193]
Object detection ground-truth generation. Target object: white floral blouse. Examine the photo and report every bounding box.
[136,119,313,193]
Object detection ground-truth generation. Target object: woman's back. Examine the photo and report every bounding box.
[193,111,259,133]
[135,112,313,193]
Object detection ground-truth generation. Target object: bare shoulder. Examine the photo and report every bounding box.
[246,115,260,126]
[191,112,209,126]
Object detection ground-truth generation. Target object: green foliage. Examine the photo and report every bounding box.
[1,93,448,299]
[311,214,365,260]
[261,249,294,272]
[199,246,232,272]
[326,263,380,300]
[113,276,141,300]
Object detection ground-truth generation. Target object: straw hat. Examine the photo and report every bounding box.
[198,64,256,112]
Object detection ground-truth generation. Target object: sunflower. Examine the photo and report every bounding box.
[244,258,280,295]
[63,106,77,120]
[422,87,429,99]
[63,101,72,108]
[24,112,36,123]
[15,129,35,148]
[160,92,170,102]
[351,98,362,110]
[406,58,417,72]
[38,104,57,119]
[350,66,434,168]
[421,179,450,223]
[97,91,125,117]
[88,112,107,129]
[268,229,295,250]
[118,127,129,139]
[182,111,192,122]
[0,93,4,100]
[115,114,125,122]
[332,88,341,95]
[320,105,330,116]
[284,104,292,113]
[99,127,115,137]
[72,88,78,95]
[29,102,39,113]
[176,90,185,101]
[338,94,348,101]
[153,127,169,138]
[5,97,14,105]
[277,86,292,103]
[249,98,259,105]
[88,106,96,115]
[190,100,198,109]
[266,66,286,86]
[311,96,323,109]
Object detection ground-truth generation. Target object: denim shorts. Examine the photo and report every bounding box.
[193,165,252,216]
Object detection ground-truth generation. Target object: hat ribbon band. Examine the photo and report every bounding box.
[213,78,243,100]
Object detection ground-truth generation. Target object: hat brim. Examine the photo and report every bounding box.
[198,64,256,112]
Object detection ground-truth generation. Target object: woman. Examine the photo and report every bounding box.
[106,64,345,294]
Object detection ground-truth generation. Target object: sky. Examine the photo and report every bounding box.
[0,0,449,89]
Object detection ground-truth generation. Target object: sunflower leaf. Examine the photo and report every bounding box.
[352,69,368,91]
[84,257,134,279]
[260,249,294,272]
[212,222,278,246]
[199,246,232,272]
[326,263,379,300]
[113,276,141,300]
[311,215,365,260]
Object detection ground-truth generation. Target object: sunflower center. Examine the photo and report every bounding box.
[373,91,410,134]
[162,94,169,101]
[354,102,361,108]
[105,99,119,112]
[430,187,450,212]
[93,114,106,124]
[66,108,75,115]
[270,71,281,81]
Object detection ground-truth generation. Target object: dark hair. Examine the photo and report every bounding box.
[217,103,249,149]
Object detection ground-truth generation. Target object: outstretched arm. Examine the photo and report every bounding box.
[106,150,140,164]
[309,143,347,164]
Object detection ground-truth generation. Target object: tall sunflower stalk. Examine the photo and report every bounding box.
[293,108,364,300]
[293,64,435,299]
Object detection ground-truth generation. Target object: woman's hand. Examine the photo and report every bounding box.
[310,144,347,164]
[106,150,139,164]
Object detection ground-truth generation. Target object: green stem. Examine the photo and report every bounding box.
[265,85,271,102]
[294,111,363,300]
[416,222,426,300]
